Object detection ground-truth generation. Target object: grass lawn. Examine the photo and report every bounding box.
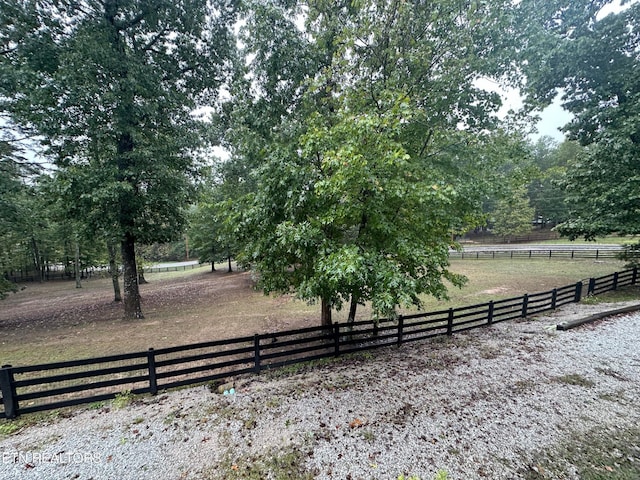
[0,257,634,366]
[532,235,639,245]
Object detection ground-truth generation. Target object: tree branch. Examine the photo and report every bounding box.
[140,27,169,52]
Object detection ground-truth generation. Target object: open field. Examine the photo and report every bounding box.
[0,257,633,367]
[531,235,639,245]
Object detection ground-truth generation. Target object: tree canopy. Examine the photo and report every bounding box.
[1,0,237,317]
[3,0,637,327]
[519,0,640,239]
[228,0,527,325]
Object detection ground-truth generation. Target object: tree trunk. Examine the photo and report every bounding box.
[227,254,232,273]
[321,297,332,327]
[138,268,148,284]
[31,237,43,283]
[107,241,122,302]
[211,246,216,272]
[136,249,148,284]
[347,294,358,325]
[121,233,143,319]
[106,0,140,318]
[74,239,82,289]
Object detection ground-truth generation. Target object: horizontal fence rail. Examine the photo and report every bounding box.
[142,263,205,274]
[450,246,624,260]
[1,268,637,419]
[4,263,206,284]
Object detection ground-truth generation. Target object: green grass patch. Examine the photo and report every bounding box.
[523,425,640,479]
[112,390,134,410]
[210,447,315,480]
[531,235,639,246]
[581,285,640,304]
[552,374,595,388]
[144,263,211,282]
[0,410,63,437]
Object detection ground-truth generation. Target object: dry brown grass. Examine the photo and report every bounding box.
[0,257,630,366]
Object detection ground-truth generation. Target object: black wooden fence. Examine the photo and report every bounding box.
[450,247,622,260]
[6,262,206,283]
[1,268,637,419]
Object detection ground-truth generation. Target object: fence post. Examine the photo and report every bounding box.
[487,301,494,325]
[596,249,599,260]
[333,322,340,357]
[147,349,158,395]
[551,289,557,310]
[397,316,404,347]
[549,250,552,258]
[633,267,638,285]
[521,294,529,318]
[253,334,261,374]
[574,281,583,303]
[446,308,454,335]
[0,365,18,419]
[613,272,619,290]
[588,277,596,295]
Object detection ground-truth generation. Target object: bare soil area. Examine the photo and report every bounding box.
[0,268,316,365]
[0,258,630,366]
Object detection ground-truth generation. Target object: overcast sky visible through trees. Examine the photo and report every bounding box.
[6,0,636,165]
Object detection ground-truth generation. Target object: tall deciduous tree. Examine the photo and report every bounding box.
[232,0,523,325]
[491,186,535,239]
[1,0,237,318]
[527,137,582,228]
[518,0,640,239]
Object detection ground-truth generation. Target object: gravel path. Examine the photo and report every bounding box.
[1,301,639,480]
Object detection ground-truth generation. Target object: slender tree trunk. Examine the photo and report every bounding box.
[211,246,216,272]
[74,239,82,289]
[227,254,232,273]
[185,234,189,260]
[138,266,148,284]
[31,237,43,283]
[321,297,332,327]
[121,232,143,319]
[347,294,358,325]
[136,247,148,284]
[107,241,121,302]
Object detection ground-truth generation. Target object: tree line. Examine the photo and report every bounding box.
[1,0,638,325]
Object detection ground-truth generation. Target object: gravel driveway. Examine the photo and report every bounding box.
[1,301,639,480]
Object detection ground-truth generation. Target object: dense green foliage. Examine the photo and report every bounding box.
[526,138,583,228]
[1,0,237,316]
[491,186,535,239]
[519,0,640,240]
[224,0,528,324]
[2,0,637,324]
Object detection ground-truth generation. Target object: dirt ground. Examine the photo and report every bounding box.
[0,258,631,366]
[0,268,316,365]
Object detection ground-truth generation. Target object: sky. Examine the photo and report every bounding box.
[517,0,635,143]
[531,101,574,142]
[10,0,636,165]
